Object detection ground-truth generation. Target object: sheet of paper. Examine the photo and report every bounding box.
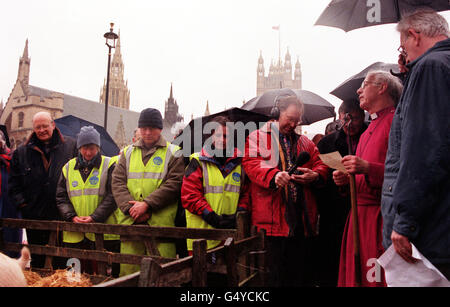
[318,151,347,173]
[377,244,450,287]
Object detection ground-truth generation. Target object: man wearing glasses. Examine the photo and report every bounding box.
[243,96,328,286]
[333,71,403,287]
[381,10,450,279]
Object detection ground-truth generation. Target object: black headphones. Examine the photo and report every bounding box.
[269,95,282,120]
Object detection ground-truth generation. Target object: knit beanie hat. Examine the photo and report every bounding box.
[77,126,101,148]
[138,108,163,129]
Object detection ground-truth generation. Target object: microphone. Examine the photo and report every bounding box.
[288,151,311,175]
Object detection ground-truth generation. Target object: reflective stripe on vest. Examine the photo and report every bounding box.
[63,156,119,243]
[186,153,242,250]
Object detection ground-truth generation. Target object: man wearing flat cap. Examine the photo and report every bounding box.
[112,108,185,276]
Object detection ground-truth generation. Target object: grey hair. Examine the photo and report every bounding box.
[367,70,404,105]
[277,95,304,117]
[397,9,450,38]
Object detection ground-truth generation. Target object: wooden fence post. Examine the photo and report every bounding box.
[94,233,107,276]
[236,211,249,283]
[192,239,207,287]
[138,257,161,287]
[44,230,57,270]
[224,237,238,287]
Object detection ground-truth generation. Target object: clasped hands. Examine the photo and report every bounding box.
[128,200,151,223]
[275,167,319,188]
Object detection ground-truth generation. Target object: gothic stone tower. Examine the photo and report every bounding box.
[0,40,64,149]
[256,49,302,96]
[163,83,183,130]
[100,32,130,110]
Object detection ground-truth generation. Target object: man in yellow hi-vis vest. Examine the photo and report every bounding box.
[56,126,120,276]
[181,116,249,255]
[112,108,184,276]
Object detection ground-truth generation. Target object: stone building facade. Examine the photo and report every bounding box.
[256,49,302,96]
[0,39,139,150]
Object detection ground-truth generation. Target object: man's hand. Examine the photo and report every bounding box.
[274,171,291,188]
[391,230,417,264]
[129,201,149,220]
[342,155,369,175]
[72,216,93,223]
[291,167,319,185]
[333,170,349,186]
[134,212,151,224]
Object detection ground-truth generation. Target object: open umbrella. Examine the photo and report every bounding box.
[242,88,336,125]
[54,115,119,157]
[331,62,400,101]
[173,107,268,157]
[315,0,450,32]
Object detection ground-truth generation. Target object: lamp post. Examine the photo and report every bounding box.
[103,23,118,131]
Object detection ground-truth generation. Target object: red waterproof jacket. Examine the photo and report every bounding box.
[181,148,250,216]
[242,122,328,237]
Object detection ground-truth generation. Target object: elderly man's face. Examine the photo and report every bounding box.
[278,104,302,135]
[399,30,421,64]
[357,76,383,113]
[33,115,55,143]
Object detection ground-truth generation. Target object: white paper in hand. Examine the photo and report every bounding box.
[377,244,450,287]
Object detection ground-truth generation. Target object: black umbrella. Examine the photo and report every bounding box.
[173,107,269,157]
[331,62,400,101]
[315,0,450,32]
[242,88,336,125]
[54,115,119,157]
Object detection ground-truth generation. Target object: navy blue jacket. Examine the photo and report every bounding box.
[381,38,450,264]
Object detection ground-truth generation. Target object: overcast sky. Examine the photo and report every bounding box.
[1,1,449,135]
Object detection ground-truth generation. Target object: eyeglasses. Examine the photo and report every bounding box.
[397,31,420,56]
[360,81,381,89]
[397,45,407,57]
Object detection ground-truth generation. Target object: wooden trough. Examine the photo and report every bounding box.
[0,212,267,287]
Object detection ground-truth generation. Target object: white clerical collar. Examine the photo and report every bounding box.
[370,113,378,120]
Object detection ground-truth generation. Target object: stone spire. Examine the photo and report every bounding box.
[18,39,31,87]
[205,100,210,116]
[100,29,130,109]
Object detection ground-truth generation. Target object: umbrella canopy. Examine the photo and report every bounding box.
[315,0,450,32]
[54,115,120,157]
[331,62,400,101]
[242,88,336,125]
[173,107,269,156]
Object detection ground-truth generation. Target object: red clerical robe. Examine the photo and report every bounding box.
[338,106,395,287]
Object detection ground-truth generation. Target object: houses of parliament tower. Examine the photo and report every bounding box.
[256,49,302,96]
[99,32,130,110]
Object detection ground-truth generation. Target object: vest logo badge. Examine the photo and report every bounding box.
[72,181,78,188]
[232,172,241,183]
[89,176,99,185]
[153,157,163,166]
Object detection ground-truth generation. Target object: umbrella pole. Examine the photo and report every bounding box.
[346,118,362,287]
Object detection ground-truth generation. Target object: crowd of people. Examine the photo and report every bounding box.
[0,10,449,286]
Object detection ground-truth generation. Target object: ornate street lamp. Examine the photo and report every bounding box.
[103,23,118,131]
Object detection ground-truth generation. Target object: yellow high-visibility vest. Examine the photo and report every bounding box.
[62,156,119,243]
[185,153,242,251]
[116,142,180,273]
